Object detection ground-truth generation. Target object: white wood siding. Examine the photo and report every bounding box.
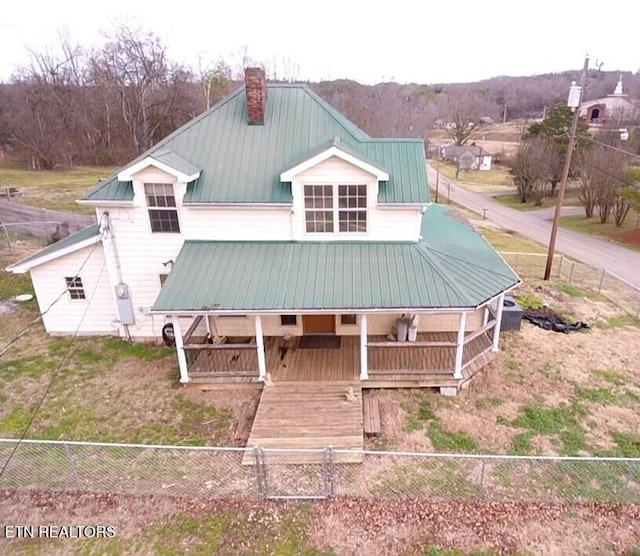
[30,244,117,335]
[211,315,303,337]
[291,156,421,242]
[211,310,485,339]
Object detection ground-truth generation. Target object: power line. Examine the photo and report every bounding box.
[583,135,640,162]
[579,159,637,188]
[0,254,109,480]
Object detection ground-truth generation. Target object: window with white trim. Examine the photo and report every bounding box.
[304,184,367,234]
[338,185,367,232]
[65,276,86,300]
[145,183,180,233]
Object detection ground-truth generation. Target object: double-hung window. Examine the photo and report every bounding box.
[304,184,367,234]
[145,183,180,233]
[338,185,367,232]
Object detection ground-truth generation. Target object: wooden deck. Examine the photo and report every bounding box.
[267,336,359,382]
[242,381,364,464]
[186,331,494,392]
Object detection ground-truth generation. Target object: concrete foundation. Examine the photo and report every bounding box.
[439,386,458,397]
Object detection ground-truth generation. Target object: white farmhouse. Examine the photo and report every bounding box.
[7,68,520,395]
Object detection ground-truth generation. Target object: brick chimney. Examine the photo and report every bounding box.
[244,67,267,125]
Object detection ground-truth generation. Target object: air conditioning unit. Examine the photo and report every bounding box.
[501,296,523,331]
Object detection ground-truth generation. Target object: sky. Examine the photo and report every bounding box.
[0,0,638,84]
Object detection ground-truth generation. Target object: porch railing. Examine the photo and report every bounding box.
[180,316,260,380]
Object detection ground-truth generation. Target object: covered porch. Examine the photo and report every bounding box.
[170,295,505,393]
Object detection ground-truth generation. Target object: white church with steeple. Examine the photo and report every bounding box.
[579,75,638,125]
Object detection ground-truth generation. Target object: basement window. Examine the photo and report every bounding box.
[340,314,357,326]
[145,183,180,233]
[65,276,86,300]
[280,315,297,326]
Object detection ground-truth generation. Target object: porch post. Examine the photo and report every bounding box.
[255,315,267,381]
[492,292,505,352]
[453,312,467,379]
[172,316,190,383]
[359,314,368,380]
[483,306,489,326]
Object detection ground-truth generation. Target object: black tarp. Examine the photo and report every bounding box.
[523,308,589,333]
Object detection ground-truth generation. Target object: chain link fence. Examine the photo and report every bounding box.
[1,439,639,503]
[500,251,640,318]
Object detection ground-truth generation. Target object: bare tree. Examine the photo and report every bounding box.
[90,25,192,155]
[198,57,232,110]
[578,145,629,223]
[445,103,478,146]
[510,137,554,205]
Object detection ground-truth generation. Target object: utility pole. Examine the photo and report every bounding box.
[543,55,589,281]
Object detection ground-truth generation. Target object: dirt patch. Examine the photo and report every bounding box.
[616,229,640,248]
[2,491,639,555]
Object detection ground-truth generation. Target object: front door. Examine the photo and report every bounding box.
[302,314,335,335]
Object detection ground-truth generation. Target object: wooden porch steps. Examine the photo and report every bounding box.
[363,396,381,436]
[242,380,364,464]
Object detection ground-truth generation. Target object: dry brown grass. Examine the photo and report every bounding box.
[366,279,640,457]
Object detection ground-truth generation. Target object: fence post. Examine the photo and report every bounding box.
[253,446,267,497]
[63,443,83,491]
[479,457,486,499]
[598,268,606,294]
[569,261,575,284]
[323,446,337,497]
[41,208,49,240]
[557,254,564,279]
[0,222,11,250]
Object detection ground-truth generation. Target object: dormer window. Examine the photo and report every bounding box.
[338,184,367,232]
[145,183,180,233]
[304,184,367,234]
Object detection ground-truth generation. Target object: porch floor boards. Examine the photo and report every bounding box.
[267,336,359,382]
[242,380,363,464]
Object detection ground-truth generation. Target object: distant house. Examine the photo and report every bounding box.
[440,144,493,171]
[579,77,638,125]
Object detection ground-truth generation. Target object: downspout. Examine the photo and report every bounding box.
[103,211,131,340]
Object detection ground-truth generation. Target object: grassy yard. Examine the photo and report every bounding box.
[561,211,640,252]
[495,188,582,211]
[435,161,514,193]
[0,240,240,446]
[370,275,640,459]
[477,225,546,253]
[0,162,117,215]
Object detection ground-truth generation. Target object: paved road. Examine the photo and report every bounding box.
[427,165,640,289]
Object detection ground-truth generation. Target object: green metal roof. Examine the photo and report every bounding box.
[6,224,100,271]
[152,205,519,312]
[82,84,429,205]
[150,149,201,177]
[82,176,133,202]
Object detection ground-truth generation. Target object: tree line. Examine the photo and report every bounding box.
[0,24,639,172]
[0,26,234,169]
